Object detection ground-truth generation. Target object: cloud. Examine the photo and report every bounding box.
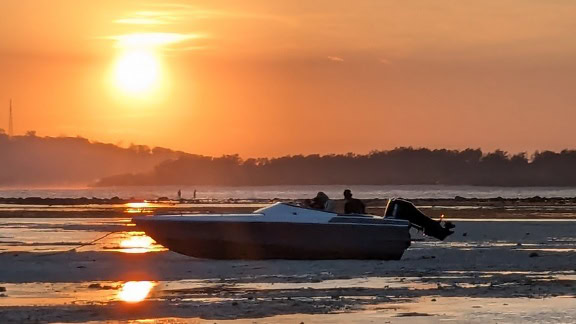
[115,11,180,25]
[115,18,170,25]
[379,58,392,65]
[132,4,295,25]
[165,45,210,52]
[327,56,344,62]
[105,33,205,49]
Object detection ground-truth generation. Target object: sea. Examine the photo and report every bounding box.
[2,185,576,200]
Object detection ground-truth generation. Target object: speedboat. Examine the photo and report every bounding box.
[132,199,454,260]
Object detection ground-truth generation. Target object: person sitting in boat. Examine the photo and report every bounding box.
[308,191,334,211]
[343,189,366,214]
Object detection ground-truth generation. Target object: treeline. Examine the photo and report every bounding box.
[95,148,576,187]
[0,132,189,186]
[3,132,576,187]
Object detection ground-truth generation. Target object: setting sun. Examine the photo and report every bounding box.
[113,49,161,95]
[108,33,194,99]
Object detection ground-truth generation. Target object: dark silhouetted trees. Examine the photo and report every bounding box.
[2,132,576,187]
[95,147,576,187]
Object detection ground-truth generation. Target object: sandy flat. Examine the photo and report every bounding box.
[0,219,575,323]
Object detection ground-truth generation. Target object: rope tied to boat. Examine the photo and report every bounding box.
[37,231,120,257]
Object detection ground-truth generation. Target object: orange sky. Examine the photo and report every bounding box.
[1,0,576,157]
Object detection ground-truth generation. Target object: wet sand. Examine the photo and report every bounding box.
[1,209,575,323]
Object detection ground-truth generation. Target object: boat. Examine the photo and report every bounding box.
[132,199,454,260]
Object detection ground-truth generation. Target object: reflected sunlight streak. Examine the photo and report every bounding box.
[117,281,155,302]
[125,202,151,208]
[118,232,158,253]
[124,202,153,214]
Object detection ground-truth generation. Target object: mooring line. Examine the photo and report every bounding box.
[37,231,120,257]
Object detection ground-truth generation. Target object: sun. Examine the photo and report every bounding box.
[113,49,161,95]
[108,32,194,100]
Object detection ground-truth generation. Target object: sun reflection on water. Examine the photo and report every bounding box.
[126,202,151,208]
[118,232,162,253]
[125,202,154,214]
[117,281,155,303]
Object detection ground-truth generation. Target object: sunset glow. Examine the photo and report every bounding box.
[2,1,576,156]
[1,2,575,322]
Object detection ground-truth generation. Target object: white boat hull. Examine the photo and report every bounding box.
[133,203,412,260]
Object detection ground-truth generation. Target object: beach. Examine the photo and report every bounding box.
[1,199,575,323]
[5,0,576,321]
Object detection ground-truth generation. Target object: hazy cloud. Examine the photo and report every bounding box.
[327,56,344,62]
[115,18,166,25]
[144,3,295,25]
[115,10,182,25]
[165,45,210,52]
[104,32,206,50]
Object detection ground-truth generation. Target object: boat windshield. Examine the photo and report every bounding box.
[254,202,340,215]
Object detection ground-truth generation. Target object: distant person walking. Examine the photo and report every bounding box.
[193,189,197,200]
[177,189,182,200]
[343,189,366,214]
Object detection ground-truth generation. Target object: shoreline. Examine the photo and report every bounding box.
[2,197,576,219]
[2,196,576,205]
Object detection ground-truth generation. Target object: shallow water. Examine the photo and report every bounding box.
[1,213,575,323]
[0,218,165,253]
[3,184,576,200]
[0,203,266,215]
[1,273,575,323]
[2,272,574,306]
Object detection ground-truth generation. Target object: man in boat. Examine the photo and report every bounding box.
[343,189,366,214]
[308,192,334,211]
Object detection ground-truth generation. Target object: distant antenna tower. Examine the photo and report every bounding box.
[9,99,14,136]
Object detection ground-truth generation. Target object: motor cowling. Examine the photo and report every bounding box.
[384,198,455,240]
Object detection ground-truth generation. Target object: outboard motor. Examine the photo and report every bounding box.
[385,198,455,240]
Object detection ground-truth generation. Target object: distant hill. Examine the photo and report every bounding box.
[94,148,576,187]
[2,132,576,187]
[0,132,191,187]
